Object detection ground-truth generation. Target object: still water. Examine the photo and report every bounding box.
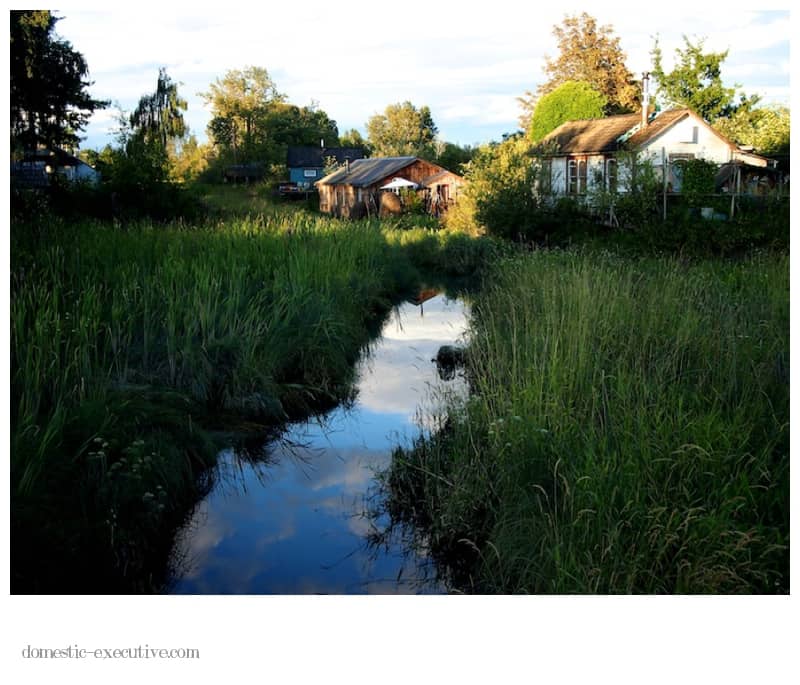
[169,293,468,594]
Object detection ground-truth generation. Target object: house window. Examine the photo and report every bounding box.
[605,159,618,193]
[304,169,317,177]
[681,126,699,144]
[568,158,588,194]
[538,159,552,195]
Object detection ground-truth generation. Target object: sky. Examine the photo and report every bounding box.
[50,2,792,152]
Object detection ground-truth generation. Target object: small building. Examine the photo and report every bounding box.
[223,163,265,184]
[534,107,771,197]
[11,147,100,189]
[315,156,464,218]
[287,146,366,189]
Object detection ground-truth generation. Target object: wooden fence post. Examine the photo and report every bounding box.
[662,147,667,221]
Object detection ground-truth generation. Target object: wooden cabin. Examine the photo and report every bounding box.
[315,156,463,218]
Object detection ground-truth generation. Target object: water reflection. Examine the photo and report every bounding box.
[169,293,468,594]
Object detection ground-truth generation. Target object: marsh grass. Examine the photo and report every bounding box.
[386,249,789,593]
[11,205,491,591]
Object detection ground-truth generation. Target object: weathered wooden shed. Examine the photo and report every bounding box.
[315,156,463,218]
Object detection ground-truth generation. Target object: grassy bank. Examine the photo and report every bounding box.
[385,248,789,593]
[11,205,495,592]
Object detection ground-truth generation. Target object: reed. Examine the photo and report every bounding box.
[11,209,488,591]
[386,248,789,593]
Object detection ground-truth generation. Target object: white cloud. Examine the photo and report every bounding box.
[52,4,791,149]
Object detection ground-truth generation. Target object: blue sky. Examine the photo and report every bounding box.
[51,3,792,151]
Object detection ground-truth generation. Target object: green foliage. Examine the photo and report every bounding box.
[201,67,339,168]
[168,134,210,183]
[457,136,538,240]
[10,201,492,590]
[529,81,607,142]
[130,67,187,150]
[713,105,791,154]
[10,10,108,152]
[339,128,372,154]
[677,157,718,206]
[519,12,639,129]
[85,77,200,220]
[366,101,438,157]
[385,249,789,593]
[434,141,476,174]
[651,35,755,122]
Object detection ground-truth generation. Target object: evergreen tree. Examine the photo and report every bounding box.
[10,10,107,152]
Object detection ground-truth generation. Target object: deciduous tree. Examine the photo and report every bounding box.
[529,81,607,142]
[520,12,638,129]
[339,128,371,154]
[713,105,790,155]
[650,35,755,122]
[201,67,339,166]
[366,102,438,157]
[201,66,286,161]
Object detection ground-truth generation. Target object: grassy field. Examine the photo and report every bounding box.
[385,248,789,593]
[10,193,495,592]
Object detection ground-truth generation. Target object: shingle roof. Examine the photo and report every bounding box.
[287,146,365,168]
[537,108,703,155]
[537,113,640,154]
[625,108,691,148]
[315,156,418,187]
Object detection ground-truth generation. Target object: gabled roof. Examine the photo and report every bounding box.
[537,113,640,155]
[537,108,712,155]
[316,156,419,187]
[287,146,365,168]
[625,108,692,148]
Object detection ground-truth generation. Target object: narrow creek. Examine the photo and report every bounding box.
[168,291,468,594]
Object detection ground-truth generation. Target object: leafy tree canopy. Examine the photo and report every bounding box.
[366,102,438,157]
[529,81,607,142]
[433,140,475,174]
[131,67,187,149]
[10,10,107,152]
[520,12,638,128]
[200,67,338,165]
[650,35,757,122]
[713,104,790,155]
[339,128,371,154]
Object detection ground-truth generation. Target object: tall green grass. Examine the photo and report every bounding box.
[386,249,789,593]
[11,207,491,591]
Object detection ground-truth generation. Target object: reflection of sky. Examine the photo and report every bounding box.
[169,295,468,594]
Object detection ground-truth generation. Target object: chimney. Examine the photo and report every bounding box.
[345,158,350,173]
[641,72,650,129]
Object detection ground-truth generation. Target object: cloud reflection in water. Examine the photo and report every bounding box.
[170,294,467,594]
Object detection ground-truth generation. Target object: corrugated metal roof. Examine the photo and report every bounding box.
[316,156,418,187]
